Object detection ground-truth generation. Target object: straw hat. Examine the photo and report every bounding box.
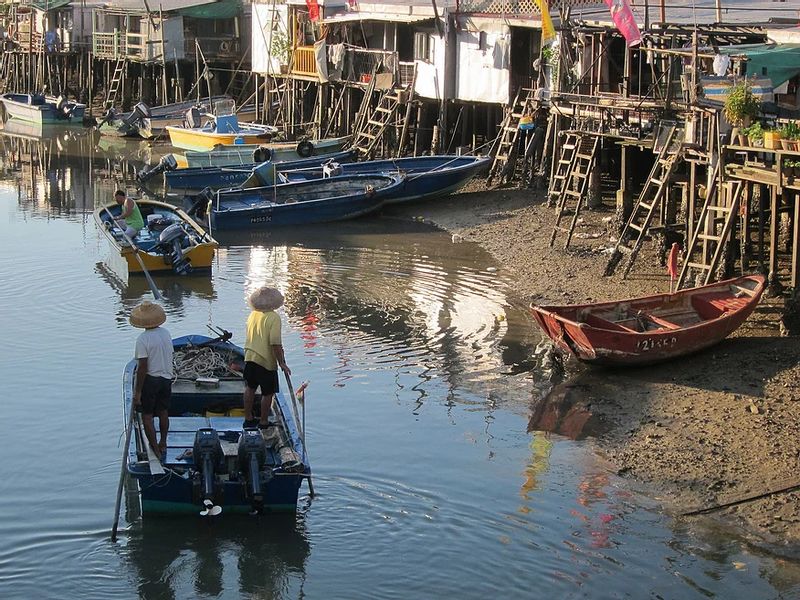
[249,286,284,311]
[130,301,167,328]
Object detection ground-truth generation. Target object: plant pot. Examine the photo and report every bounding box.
[738,134,749,146]
[730,126,740,146]
[764,131,781,150]
[781,139,793,151]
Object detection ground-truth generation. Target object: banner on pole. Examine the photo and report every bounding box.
[604,0,642,47]
[534,0,556,45]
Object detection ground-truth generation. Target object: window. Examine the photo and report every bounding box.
[413,31,431,62]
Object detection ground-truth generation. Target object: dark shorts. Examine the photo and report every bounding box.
[243,361,279,395]
[141,375,172,415]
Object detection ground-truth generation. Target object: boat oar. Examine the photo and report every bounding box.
[111,404,136,542]
[102,206,162,301]
[283,371,314,497]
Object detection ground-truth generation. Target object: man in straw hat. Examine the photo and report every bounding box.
[130,300,173,459]
[243,286,290,429]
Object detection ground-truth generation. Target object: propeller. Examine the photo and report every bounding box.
[200,498,223,517]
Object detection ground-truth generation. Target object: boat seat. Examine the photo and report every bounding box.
[579,311,638,333]
[692,293,749,319]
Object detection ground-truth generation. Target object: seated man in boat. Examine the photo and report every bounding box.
[243,286,291,429]
[112,190,145,240]
[130,301,173,459]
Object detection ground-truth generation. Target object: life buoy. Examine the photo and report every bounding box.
[296,140,314,158]
[253,145,272,163]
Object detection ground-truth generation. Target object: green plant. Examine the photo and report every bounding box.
[779,121,800,141]
[743,121,764,142]
[724,80,762,127]
[270,30,291,66]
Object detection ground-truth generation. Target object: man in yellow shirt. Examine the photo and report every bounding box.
[243,286,290,429]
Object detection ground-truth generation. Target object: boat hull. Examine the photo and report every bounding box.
[207,173,405,230]
[1,94,86,125]
[166,150,357,191]
[122,335,309,516]
[94,199,218,275]
[167,124,274,151]
[530,275,766,366]
[180,136,352,169]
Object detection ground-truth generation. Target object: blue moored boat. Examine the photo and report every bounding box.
[284,155,491,205]
[163,150,357,191]
[123,334,310,515]
[202,172,405,230]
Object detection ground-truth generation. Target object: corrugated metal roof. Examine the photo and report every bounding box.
[321,12,435,24]
[566,1,800,26]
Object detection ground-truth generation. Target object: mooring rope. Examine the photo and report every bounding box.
[173,346,241,381]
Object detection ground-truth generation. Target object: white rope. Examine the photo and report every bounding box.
[173,346,241,381]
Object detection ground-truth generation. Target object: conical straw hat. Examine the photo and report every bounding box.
[129,301,167,328]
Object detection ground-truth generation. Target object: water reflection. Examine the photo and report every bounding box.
[0,123,158,219]
[124,516,309,599]
[94,262,217,327]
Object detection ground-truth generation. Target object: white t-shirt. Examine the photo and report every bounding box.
[135,327,174,380]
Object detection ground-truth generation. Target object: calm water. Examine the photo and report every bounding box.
[0,126,798,599]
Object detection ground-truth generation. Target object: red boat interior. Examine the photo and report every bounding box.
[575,280,759,333]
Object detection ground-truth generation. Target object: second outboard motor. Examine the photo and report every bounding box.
[192,428,224,510]
[123,102,152,127]
[137,153,178,183]
[157,223,192,275]
[237,429,271,513]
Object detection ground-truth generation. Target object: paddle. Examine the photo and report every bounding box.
[111,403,136,542]
[283,370,315,497]
[102,206,163,301]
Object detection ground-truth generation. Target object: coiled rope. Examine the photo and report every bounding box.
[173,346,242,381]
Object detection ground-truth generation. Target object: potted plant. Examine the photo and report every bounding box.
[744,122,764,147]
[270,30,291,73]
[779,122,800,151]
[724,80,762,144]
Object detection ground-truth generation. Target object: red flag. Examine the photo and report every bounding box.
[305,0,320,22]
[604,0,642,48]
[667,242,680,280]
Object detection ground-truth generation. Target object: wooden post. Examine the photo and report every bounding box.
[769,187,781,292]
[792,194,800,290]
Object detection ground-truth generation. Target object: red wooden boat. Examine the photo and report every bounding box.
[530,275,766,366]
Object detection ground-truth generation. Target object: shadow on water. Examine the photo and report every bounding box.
[122,515,310,599]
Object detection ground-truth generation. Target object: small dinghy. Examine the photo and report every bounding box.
[166,112,277,152]
[122,335,310,515]
[195,171,406,230]
[0,93,86,125]
[95,199,217,275]
[530,275,766,366]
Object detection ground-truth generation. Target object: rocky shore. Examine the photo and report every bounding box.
[390,184,800,556]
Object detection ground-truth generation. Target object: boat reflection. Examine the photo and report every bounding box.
[0,123,164,219]
[123,515,310,599]
[95,262,216,326]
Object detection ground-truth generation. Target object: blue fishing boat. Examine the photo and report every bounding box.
[284,155,491,205]
[161,150,357,191]
[122,334,310,515]
[198,172,405,230]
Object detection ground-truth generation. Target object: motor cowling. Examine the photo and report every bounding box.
[137,153,178,183]
[237,428,271,513]
[157,223,192,275]
[192,428,224,506]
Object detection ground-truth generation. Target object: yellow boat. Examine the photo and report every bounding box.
[165,113,278,152]
[94,199,217,275]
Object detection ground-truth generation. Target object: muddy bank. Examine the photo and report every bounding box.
[387,184,800,555]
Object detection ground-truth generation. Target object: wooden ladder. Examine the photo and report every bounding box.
[549,133,600,249]
[548,131,580,206]
[676,174,742,288]
[350,87,403,159]
[605,124,683,279]
[105,57,127,109]
[486,87,537,186]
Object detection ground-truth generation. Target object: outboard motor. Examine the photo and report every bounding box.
[123,102,152,127]
[237,428,272,513]
[185,107,202,129]
[240,161,276,189]
[55,95,74,119]
[157,223,192,275]
[192,428,224,510]
[322,161,342,178]
[137,153,178,183]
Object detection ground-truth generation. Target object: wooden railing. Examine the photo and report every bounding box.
[93,31,147,60]
[291,46,317,77]
[185,36,241,60]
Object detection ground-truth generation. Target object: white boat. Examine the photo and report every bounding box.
[0,93,86,125]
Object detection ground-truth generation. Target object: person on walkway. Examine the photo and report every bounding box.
[113,189,144,240]
[243,286,290,429]
[130,301,173,459]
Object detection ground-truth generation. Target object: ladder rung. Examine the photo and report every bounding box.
[687,262,712,270]
[639,202,654,211]
[376,107,393,113]
[650,178,664,187]
[627,223,642,233]
[697,233,722,242]
[565,190,582,197]
[367,120,384,127]
[617,245,633,254]
[707,205,732,212]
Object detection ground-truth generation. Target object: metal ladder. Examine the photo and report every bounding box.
[486,87,537,186]
[676,173,742,288]
[549,133,600,249]
[105,57,127,109]
[605,124,684,278]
